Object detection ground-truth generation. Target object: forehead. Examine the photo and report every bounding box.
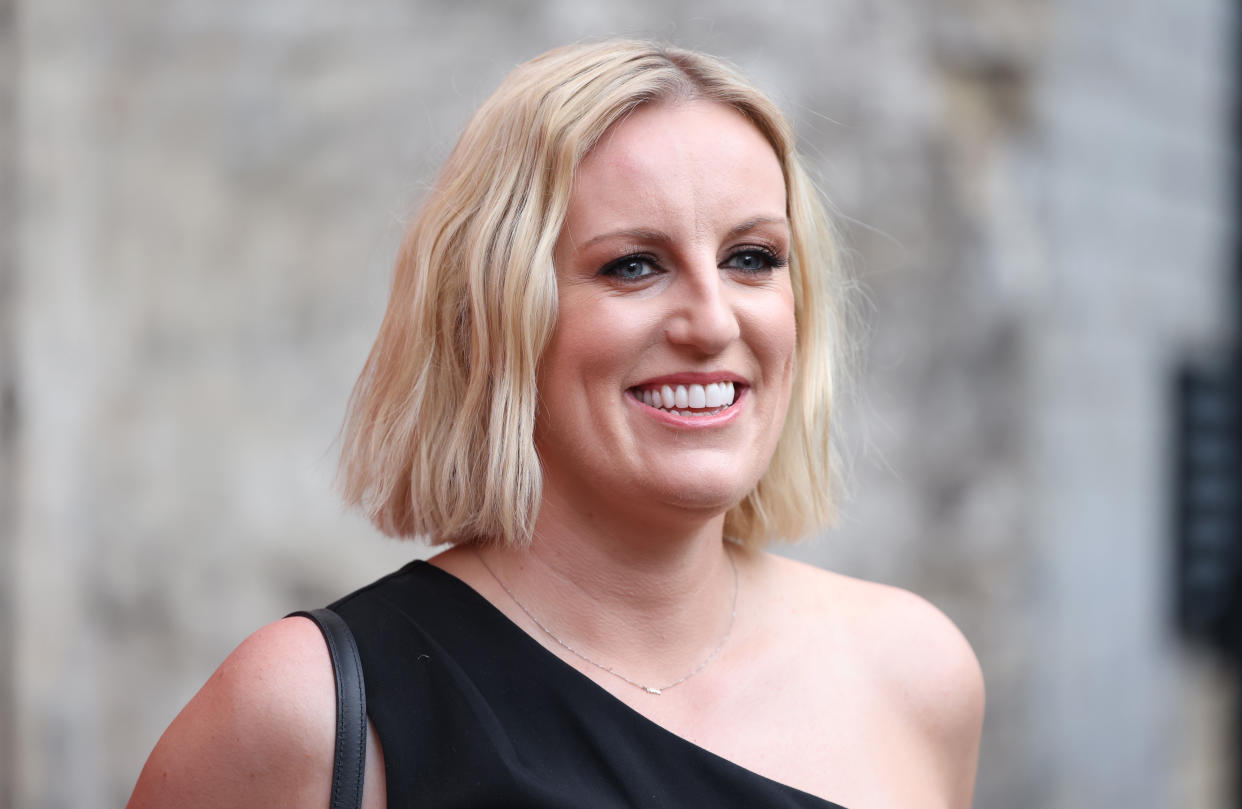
[565,100,787,235]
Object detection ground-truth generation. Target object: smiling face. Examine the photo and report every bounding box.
[536,99,797,527]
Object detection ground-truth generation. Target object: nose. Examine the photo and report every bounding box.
[663,264,740,355]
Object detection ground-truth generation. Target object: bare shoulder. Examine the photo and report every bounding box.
[126,617,336,809]
[749,553,984,802]
[753,553,984,709]
[845,572,986,736]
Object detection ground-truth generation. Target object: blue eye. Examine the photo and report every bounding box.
[723,248,786,273]
[600,254,658,282]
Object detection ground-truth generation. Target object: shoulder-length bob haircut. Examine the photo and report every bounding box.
[339,39,844,549]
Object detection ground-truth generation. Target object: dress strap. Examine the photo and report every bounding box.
[288,608,367,809]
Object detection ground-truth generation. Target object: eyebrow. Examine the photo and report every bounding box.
[727,216,790,237]
[578,216,789,250]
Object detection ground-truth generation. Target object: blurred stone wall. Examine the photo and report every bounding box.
[1027,2,1237,804]
[1,0,17,804]
[6,1,1237,808]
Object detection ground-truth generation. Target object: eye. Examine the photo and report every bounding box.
[722,247,787,274]
[599,254,659,282]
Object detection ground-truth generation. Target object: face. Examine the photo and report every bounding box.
[537,99,796,526]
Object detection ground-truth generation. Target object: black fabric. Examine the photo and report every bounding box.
[288,608,367,809]
[328,560,846,809]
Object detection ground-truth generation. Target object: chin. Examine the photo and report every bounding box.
[647,474,756,517]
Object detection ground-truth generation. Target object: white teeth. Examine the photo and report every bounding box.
[636,380,739,414]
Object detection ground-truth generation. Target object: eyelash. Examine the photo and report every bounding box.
[598,246,788,283]
[599,253,661,282]
[723,246,788,274]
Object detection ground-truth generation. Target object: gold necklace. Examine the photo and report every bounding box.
[472,546,738,696]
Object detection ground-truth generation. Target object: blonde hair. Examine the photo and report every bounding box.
[339,40,843,548]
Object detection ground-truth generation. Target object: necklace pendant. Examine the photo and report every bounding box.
[645,686,662,695]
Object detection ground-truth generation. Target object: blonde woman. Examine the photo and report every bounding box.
[128,41,984,809]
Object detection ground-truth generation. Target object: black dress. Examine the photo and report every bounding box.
[329,560,846,808]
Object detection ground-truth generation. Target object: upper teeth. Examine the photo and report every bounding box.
[637,382,736,412]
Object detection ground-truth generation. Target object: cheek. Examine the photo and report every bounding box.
[751,297,798,436]
[542,293,665,377]
[542,310,605,379]
[536,298,636,410]
[757,291,798,382]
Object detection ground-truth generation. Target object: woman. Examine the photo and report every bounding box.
[128,41,984,809]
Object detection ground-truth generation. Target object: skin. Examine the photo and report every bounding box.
[127,100,984,809]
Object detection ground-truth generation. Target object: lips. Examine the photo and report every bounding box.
[629,379,743,417]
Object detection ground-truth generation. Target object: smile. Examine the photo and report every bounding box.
[630,381,739,417]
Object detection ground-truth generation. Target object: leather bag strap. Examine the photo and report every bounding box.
[288,608,367,809]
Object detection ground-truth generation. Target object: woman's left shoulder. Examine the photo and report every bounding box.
[777,554,981,706]
[753,553,985,757]
[758,554,980,671]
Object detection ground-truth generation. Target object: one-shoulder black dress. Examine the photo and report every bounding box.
[330,560,847,808]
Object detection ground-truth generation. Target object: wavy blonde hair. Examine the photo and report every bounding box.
[339,40,843,548]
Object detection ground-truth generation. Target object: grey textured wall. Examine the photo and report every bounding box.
[6,2,1237,808]
[1025,2,1236,803]
[2,0,18,804]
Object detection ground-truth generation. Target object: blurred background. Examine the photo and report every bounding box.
[2,0,1238,807]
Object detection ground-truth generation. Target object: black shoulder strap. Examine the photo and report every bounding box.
[288,608,367,809]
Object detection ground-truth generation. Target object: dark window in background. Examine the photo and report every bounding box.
[1173,5,1242,806]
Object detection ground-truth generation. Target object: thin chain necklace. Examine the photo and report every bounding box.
[472,546,738,696]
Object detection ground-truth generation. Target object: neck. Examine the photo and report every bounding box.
[480,488,738,688]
